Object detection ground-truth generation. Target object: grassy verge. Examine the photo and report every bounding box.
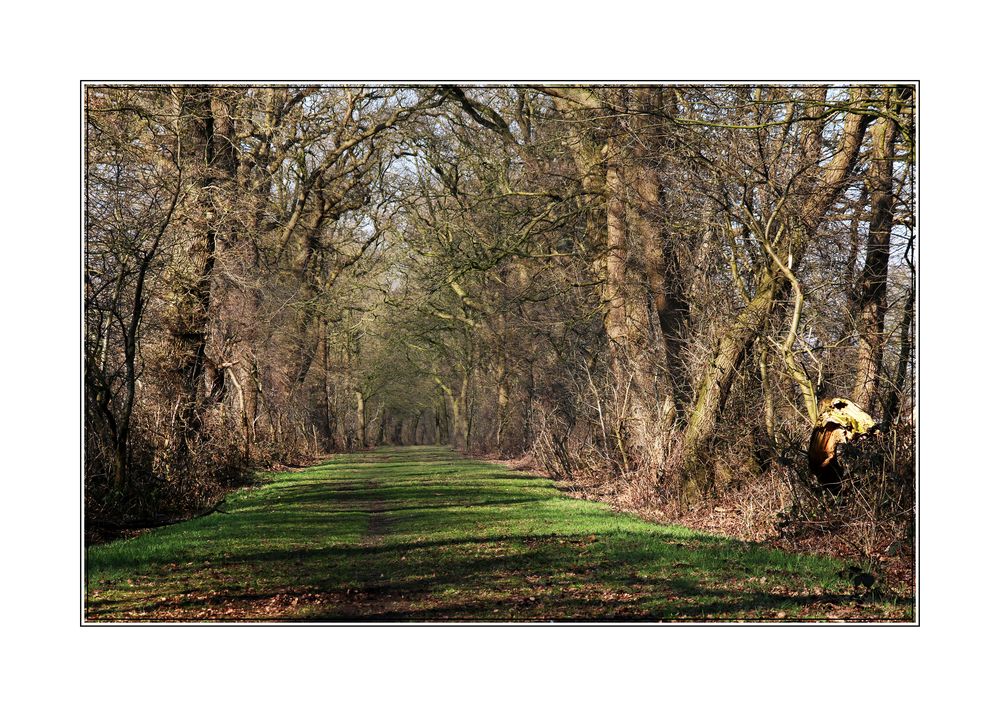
[85,446,914,622]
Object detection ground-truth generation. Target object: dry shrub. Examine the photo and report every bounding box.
[85,401,263,537]
[530,403,608,487]
[774,421,915,576]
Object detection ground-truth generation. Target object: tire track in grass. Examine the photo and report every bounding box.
[363,479,390,545]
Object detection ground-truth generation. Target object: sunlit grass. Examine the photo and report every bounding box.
[86,446,913,622]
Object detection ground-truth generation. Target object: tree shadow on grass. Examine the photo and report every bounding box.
[87,447,911,622]
[95,528,868,621]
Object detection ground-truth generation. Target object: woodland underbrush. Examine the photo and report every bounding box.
[523,416,915,592]
[84,405,326,543]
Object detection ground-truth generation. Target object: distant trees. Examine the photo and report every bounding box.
[85,83,915,553]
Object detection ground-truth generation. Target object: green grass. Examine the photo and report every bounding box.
[86,446,913,622]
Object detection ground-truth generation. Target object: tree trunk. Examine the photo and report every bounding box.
[604,121,670,467]
[684,267,781,466]
[460,371,471,449]
[496,366,508,450]
[522,358,535,452]
[169,87,219,457]
[630,86,689,416]
[354,390,366,449]
[321,320,334,445]
[852,91,901,413]
[884,286,914,424]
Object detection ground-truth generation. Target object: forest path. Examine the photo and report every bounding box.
[85,447,912,622]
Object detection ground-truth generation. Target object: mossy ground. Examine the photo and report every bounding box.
[86,446,913,622]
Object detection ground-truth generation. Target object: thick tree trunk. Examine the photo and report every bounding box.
[852,95,901,413]
[169,87,219,457]
[630,87,689,416]
[605,127,669,462]
[496,361,509,451]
